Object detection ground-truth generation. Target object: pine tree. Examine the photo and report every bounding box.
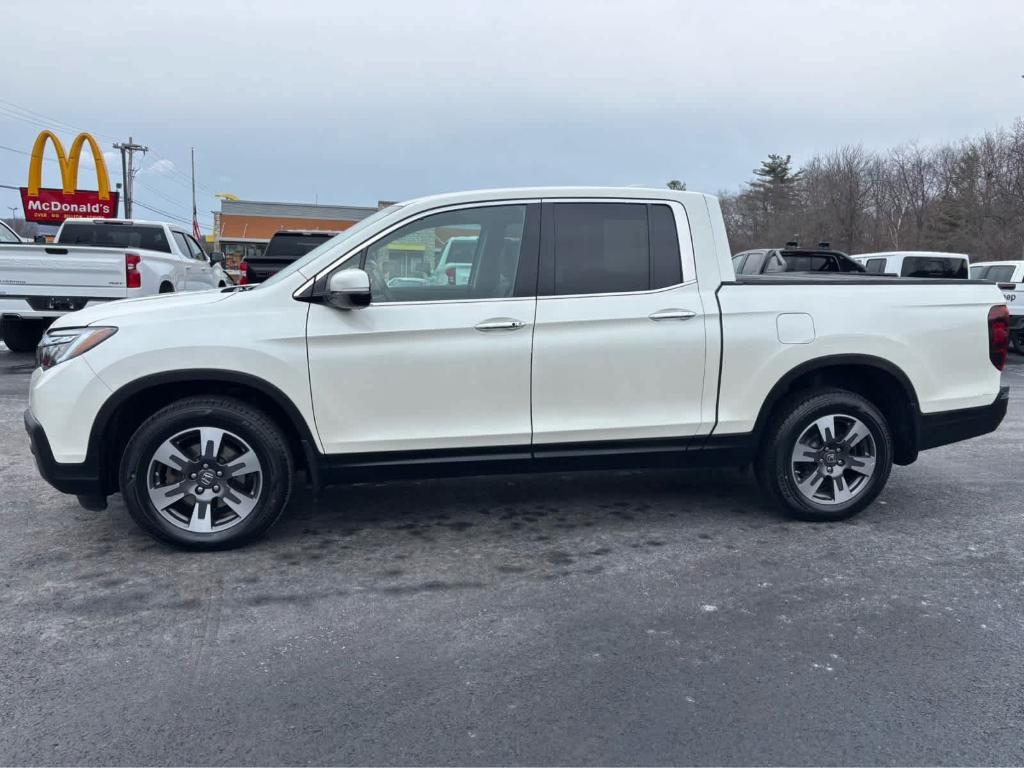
[749,154,803,215]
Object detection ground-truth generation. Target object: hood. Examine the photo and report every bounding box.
[52,288,235,328]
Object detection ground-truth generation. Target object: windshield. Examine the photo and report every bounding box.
[0,221,20,243]
[260,205,404,287]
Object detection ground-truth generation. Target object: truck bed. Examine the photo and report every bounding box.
[0,243,128,319]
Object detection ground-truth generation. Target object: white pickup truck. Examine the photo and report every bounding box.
[0,218,229,351]
[24,187,1009,549]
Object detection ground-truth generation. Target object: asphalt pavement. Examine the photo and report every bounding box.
[1,346,1022,766]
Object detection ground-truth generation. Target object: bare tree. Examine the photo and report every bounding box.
[716,118,1024,261]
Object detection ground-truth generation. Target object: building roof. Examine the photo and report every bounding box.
[220,199,378,221]
[217,199,382,241]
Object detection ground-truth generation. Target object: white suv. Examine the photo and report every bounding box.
[25,188,1009,548]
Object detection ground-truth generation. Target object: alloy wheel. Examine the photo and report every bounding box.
[790,413,877,506]
[146,426,263,533]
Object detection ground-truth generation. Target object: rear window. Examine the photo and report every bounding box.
[973,265,1015,282]
[444,238,479,265]
[264,233,334,258]
[900,257,968,279]
[57,222,171,252]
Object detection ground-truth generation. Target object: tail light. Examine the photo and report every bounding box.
[125,252,141,289]
[446,266,456,285]
[988,304,1009,370]
[239,260,249,285]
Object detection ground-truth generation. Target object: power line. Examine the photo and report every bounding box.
[133,200,212,230]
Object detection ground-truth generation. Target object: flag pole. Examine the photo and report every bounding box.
[191,147,199,240]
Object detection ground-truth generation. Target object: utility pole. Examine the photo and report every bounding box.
[112,136,148,218]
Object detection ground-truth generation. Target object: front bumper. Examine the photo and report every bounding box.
[24,408,105,499]
[918,386,1010,450]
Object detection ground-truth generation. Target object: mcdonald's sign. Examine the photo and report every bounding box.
[19,130,120,224]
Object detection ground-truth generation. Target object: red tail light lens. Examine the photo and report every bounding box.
[239,260,249,285]
[988,304,1009,371]
[446,266,456,286]
[125,252,141,289]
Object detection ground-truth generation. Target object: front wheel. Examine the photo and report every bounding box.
[119,396,294,549]
[756,388,893,522]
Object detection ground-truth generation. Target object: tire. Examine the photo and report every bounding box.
[755,387,893,522]
[119,396,294,549]
[1011,330,1024,355]
[159,283,174,293]
[1,317,48,353]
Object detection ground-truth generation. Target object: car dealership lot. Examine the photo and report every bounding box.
[1,347,1023,765]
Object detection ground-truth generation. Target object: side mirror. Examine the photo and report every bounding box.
[33,235,48,244]
[325,268,371,309]
[209,251,226,265]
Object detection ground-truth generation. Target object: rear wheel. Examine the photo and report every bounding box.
[1011,329,1024,355]
[159,282,174,293]
[1,317,49,353]
[755,388,893,522]
[119,396,293,549]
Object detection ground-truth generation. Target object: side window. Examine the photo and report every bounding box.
[552,203,684,296]
[762,252,787,273]
[650,204,682,289]
[744,250,769,274]
[732,253,748,273]
[185,235,207,261]
[865,258,887,273]
[553,203,646,295]
[361,204,528,303]
[171,231,191,258]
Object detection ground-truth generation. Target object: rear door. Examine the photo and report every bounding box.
[184,233,217,288]
[170,231,202,290]
[530,200,707,448]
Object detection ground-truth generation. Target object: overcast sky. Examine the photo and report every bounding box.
[2,0,1022,230]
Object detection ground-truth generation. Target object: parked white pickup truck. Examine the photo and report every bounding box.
[25,187,1010,549]
[0,218,229,351]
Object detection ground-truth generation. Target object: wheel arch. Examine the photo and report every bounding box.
[752,354,921,465]
[88,369,319,494]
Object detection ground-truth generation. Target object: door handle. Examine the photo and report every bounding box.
[649,309,696,321]
[475,318,526,332]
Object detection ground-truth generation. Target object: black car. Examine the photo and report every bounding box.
[732,243,865,276]
[240,230,337,284]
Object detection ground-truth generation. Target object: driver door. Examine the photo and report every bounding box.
[306,202,540,458]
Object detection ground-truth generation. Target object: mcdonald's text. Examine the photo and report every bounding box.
[19,188,120,223]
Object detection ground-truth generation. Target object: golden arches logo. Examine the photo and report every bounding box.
[27,130,112,200]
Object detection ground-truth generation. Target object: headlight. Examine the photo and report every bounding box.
[37,326,118,370]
